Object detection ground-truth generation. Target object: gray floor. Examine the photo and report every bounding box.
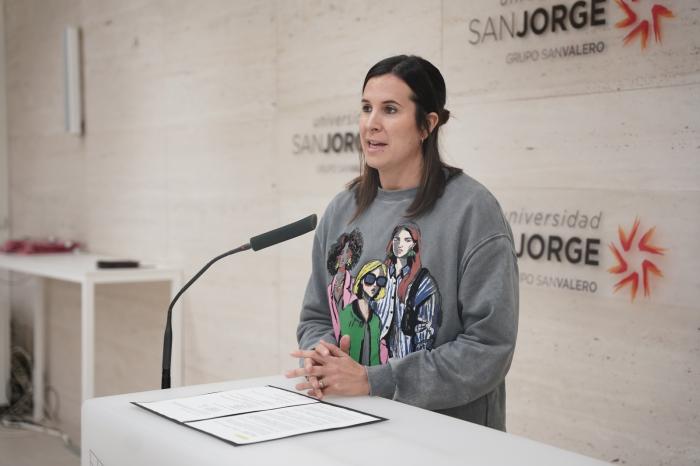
[0,425,79,466]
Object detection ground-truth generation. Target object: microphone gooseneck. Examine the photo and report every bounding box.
[161,214,317,389]
[161,244,251,389]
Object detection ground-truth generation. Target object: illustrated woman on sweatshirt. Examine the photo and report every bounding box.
[338,260,389,366]
[375,223,440,359]
[325,229,363,341]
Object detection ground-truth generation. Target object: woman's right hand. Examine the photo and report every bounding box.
[286,336,351,399]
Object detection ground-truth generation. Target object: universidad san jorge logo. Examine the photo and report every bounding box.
[608,218,666,301]
[615,0,675,50]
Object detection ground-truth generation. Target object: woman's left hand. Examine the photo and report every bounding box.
[285,336,370,399]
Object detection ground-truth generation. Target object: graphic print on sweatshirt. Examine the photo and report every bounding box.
[326,229,364,344]
[326,223,442,366]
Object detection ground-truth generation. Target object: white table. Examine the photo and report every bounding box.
[82,375,609,466]
[0,252,182,422]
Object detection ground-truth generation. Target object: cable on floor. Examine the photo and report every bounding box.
[1,345,80,457]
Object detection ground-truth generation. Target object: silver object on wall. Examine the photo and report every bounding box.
[63,26,82,135]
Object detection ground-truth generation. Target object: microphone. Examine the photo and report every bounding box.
[249,214,319,251]
[161,214,317,389]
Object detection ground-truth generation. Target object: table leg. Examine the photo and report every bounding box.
[32,277,45,422]
[170,272,183,387]
[81,278,95,403]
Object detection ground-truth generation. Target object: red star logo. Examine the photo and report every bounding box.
[608,218,666,301]
[615,0,675,50]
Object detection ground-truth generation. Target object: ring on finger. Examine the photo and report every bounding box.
[319,379,325,389]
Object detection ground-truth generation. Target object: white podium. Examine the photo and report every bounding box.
[81,375,608,466]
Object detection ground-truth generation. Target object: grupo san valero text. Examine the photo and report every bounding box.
[506,41,605,64]
[520,272,598,293]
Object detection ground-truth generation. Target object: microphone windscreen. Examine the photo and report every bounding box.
[249,214,317,251]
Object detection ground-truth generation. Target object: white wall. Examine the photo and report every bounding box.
[2,1,699,464]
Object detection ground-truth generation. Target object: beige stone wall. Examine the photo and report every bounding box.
[3,1,699,464]
[0,0,7,241]
[0,0,10,406]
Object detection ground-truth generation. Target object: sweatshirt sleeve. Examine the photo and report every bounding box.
[296,204,337,351]
[366,234,519,410]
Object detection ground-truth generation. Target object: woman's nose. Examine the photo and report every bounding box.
[366,110,381,132]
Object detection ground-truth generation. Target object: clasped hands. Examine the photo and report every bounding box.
[285,335,370,399]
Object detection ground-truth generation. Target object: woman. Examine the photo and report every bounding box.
[376,223,440,359]
[287,55,518,431]
[325,229,364,341]
[338,260,388,366]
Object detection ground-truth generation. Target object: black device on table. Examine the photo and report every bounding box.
[96,260,140,269]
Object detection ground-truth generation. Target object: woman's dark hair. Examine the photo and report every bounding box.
[326,229,364,275]
[348,55,462,221]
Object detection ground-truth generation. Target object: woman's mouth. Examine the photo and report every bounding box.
[367,140,387,153]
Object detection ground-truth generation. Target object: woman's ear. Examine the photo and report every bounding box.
[425,112,439,137]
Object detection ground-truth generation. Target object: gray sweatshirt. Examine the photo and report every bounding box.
[297,172,519,430]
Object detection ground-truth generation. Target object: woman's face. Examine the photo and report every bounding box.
[362,267,386,299]
[392,228,416,259]
[359,74,424,177]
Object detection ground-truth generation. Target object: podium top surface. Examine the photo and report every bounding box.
[81,375,608,466]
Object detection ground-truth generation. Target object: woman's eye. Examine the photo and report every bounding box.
[385,106,397,114]
[361,104,372,113]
